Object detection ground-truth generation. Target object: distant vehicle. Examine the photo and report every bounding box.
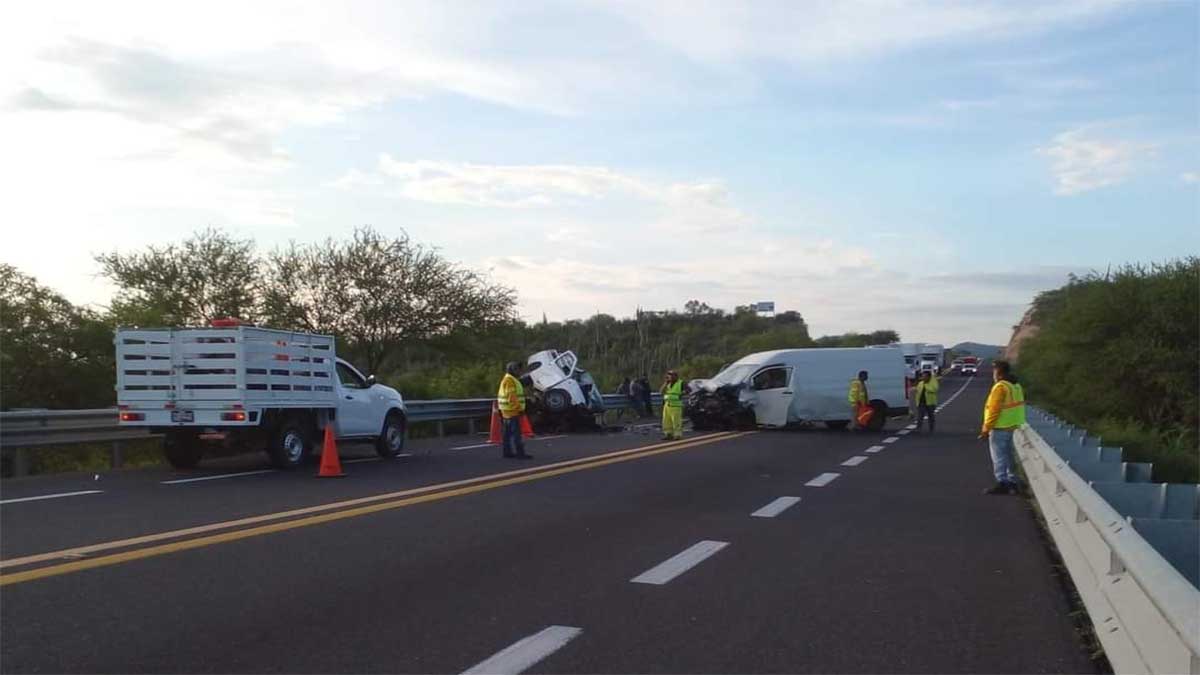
[919,343,945,372]
[116,322,407,469]
[950,358,965,371]
[521,349,605,430]
[961,356,980,375]
[685,348,907,432]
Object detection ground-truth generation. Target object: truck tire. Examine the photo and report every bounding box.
[543,388,570,413]
[825,421,849,430]
[163,431,204,469]
[865,400,888,432]
[376,412,406,459]
[268,418,314,469]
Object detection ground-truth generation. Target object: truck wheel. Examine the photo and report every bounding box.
[543,388,570,413]
[163,431,204,469]
[865,400,888,432]
[268,419,313,469]
[376,412,406,458]
[825,421,849,430]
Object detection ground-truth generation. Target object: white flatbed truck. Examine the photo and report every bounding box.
[115,324,407,469]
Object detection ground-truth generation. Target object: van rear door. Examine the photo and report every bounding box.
[750,366,794,427]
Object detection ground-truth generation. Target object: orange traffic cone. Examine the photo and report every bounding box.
[519,414,534,438]
[487,403,502,444]
[317,425,345,478]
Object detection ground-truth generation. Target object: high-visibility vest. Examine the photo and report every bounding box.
[986,380,1026,428]
[663,380,683,408]
[916,376,939,406]
[497,374,524,417]
[848,379,867,405]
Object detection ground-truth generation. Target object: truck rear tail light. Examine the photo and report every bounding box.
[221,411,247,422]
[120,412,144,421]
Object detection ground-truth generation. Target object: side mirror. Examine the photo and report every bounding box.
[366,375,377,387]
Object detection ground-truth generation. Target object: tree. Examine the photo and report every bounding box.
[95,228,261,326]
[261,227,517,374]
[0,265,114,409]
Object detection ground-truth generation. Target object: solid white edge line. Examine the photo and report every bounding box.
[461,625,583,675]
[452,434,569,451]
[882,436,900,444]
[864,445,885,453]
[0,490,103,505]
[631,540,730,585]
[343,457,380,464]
[751,496,801,518]
[161,469,276,485]
[841,455,869,466]
[805,472,840,487]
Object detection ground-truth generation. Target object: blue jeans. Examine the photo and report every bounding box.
[502,416,525,456]
[988,429,1018,483]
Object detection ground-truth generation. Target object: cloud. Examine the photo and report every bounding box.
[1182,172,1199,184]
[1037,125,1158,195]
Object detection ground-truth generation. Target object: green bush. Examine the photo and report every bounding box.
[1019,258,1199,483]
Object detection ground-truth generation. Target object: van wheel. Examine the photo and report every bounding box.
[376,412,406,458]
[163,431,204,469]
[543,388,570,413]
[865,400,888,432]
[825,421,849,430]
[268,419,313,469]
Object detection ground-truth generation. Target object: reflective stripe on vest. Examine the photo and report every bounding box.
[497,374,524,415]
[664,380,683,408]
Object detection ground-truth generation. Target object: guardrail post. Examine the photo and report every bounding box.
[467,418,476,435]
[110,440,124,470]
[436,420,445,437]
[13,448,28,477]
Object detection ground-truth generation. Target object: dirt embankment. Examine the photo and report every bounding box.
[1004,306,1039,363]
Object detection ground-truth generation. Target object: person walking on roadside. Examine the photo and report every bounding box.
[915,370,939,433]
[637,374,653,417]
[660,369,688,440]
[979,360,1026,494]
[496,362,532,460]
[847,370,869,431]
[906,369,919,421]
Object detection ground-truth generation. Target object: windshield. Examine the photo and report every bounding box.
[709,363,756,386]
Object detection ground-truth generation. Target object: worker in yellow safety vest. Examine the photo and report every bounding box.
[979,359,1026,495]
[847,370,869,431]
[914,371,940,433]
[660,369,688,440]
[497,362,532,460]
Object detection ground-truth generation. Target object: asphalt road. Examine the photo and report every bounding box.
[0,375,1097,674]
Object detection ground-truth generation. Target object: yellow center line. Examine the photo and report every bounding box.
[1,431,753,586]
[1,432,735,571]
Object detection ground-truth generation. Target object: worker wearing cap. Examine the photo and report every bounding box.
[979,360,1026,494]
[497,362,532,460]
[660,369,687,440]
[847,370,869,431]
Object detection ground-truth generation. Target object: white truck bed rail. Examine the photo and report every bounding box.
[116,327,337,408]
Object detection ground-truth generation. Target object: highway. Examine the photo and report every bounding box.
[0,375,1096,674]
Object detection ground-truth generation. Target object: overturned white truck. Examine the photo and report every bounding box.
[520,349,606,431]
[685,347,907,432]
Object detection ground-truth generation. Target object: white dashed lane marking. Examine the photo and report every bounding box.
[864,445,885,454]
[461,625,583,675]
[841,456,869,466]
[161,470,275,485]
[882,437,900,444]
[631,540,730,585]
[751,496,801,518]
[0,490,103,505]
[805,472,841,487]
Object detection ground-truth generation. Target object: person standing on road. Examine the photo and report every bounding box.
[847,370,869,431]
[638,374,653,417]
[614,377,632,422]
[979,360,1026,494]
[496,362,532,460]
[660,369,688,440]
[915,370,939,433]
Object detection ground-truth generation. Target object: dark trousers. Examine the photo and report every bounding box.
[502,416,525,456]
[917,403,936,432]
[642,396,653,417]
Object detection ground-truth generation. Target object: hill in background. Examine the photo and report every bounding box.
[951,342,1002,360]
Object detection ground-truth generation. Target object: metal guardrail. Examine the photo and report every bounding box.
[0,394,663,477]
[1016,408,1200,675]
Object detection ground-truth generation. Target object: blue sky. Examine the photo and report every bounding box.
[2,0,1196,345]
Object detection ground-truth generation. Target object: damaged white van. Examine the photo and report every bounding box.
[685,348,907,432]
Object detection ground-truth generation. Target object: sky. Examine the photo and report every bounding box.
[1,0,1196,346]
